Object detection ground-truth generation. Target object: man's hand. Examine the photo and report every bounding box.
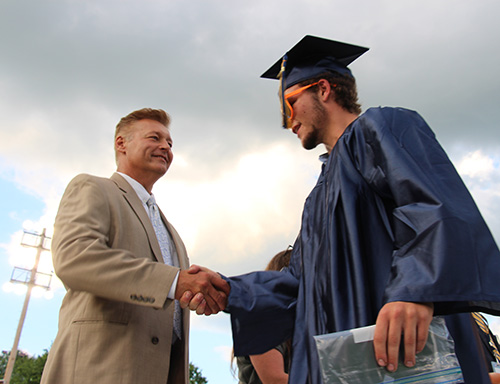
[179,291,208,315]
[373,301,433,372]
[176,265,229,315]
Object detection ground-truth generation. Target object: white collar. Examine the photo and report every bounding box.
[117,172,152,205]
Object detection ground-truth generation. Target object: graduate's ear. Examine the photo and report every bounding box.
[317,79,333,102]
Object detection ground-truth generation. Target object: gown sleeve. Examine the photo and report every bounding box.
[350,108,500,313]
[225,269,299,356]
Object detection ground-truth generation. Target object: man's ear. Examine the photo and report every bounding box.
[115,135,126,154]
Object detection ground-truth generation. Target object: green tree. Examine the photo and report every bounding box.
[0,350,48,384]
[190,362,208,384]
[1,350,207,384]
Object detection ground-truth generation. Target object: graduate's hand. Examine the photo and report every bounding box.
[176,265,229,315]
[373,301,433,372]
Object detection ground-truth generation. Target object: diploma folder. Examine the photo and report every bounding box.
[313,317,464,384]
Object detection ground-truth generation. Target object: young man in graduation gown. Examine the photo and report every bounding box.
[186,36,500,383]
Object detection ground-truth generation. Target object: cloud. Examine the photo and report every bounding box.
[189,311,232,334]
[456,150,495,181]
[156,141,323,274]
[214,345,234,364]
[1,3,500,383]
[1,0,499,286]
[454,149,500,243]
[3,1,500,183]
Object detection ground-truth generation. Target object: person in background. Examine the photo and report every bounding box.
[471,312,500,383]
[235,248,292,384]
[41,108,229,384]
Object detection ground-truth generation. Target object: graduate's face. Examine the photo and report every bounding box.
[285,84,328,150]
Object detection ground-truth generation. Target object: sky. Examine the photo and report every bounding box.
[1,0,500,383]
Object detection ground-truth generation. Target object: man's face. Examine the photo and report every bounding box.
[284,83,328,150]
[119,119,173,179]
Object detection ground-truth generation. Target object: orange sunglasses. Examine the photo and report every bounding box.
[280,82,320,129]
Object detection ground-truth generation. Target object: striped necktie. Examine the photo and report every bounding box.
[147,195,182,341]
[472,312,500,362]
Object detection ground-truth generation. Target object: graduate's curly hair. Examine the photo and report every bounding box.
[300,72,362,115]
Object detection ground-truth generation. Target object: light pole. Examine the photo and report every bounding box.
[2,228,52,384]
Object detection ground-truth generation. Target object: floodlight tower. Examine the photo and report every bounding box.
[2,228,52,384]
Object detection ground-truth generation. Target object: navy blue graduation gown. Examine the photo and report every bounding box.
[226,107,500,383]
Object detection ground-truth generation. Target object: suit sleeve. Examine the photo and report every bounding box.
[52,174,177,308]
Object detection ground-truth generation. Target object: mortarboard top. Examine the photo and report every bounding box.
[261,35,369,89]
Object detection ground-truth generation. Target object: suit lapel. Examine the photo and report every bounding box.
[110,173,164,263]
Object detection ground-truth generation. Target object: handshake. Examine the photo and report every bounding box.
[175,265,230,315]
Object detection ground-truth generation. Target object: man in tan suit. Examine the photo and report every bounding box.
[41,108,229,384]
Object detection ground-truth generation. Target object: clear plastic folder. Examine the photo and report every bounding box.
[314,317,464,384]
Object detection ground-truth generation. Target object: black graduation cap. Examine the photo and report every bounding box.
[261,35,369,89]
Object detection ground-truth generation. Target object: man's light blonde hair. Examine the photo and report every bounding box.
[115,108,170,140]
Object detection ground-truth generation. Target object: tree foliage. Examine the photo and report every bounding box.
[1,350,207,384]
[190,362,208,384]
[0,350,48,384]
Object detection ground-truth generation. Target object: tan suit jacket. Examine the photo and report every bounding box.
[41,173,190,384]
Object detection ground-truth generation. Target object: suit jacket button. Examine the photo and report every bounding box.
[151,337,159,345]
